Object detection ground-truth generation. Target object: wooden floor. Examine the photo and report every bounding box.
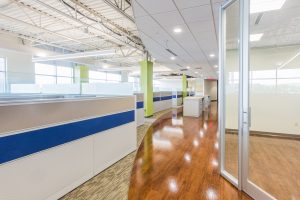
[128,103,252,200]
[225,133,300,200]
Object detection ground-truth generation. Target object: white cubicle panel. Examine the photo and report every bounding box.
[0,96,136,200]
[134,92,144,126]
[41,84,81,94]
[153,91,172,113]
[172,91,183,107]
[10,84,41,94]
[82,82,133,96]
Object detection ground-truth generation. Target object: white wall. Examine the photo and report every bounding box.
[204,79,218,101]
[225,47,300,135]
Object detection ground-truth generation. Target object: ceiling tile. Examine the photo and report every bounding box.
[153,11,185,28]
[135,0,177,15]
[132,1,148,18]
[174,0,210,9]
[180,4,212,23]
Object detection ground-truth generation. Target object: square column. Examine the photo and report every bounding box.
[140,60,153,117]
[74,66,89,83]
[182,74,187,98]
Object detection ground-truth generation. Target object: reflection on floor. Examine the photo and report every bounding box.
[128,103,251,199]
[225,133,300,200]
[60,124,150,200]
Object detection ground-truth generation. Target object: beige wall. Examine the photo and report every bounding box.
[204,79,218,101]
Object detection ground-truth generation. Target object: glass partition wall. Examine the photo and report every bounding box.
[219,0,300,199]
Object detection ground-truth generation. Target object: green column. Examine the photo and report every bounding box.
[74,66,89,94]
[79,66,89,83]
[140,60,153,117]
[74,66,89,83]
[182,74,187,98]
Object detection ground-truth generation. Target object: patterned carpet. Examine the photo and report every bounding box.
[60,124,150,200]
[60,108,181,200]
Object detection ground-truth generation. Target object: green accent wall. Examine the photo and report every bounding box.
[140,60,153,117]
[182,74,187,98]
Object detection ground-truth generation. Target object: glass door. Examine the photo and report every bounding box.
[242,0,300,199]
[219,0,241,188]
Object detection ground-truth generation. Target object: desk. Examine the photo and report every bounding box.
[183,96,204,117]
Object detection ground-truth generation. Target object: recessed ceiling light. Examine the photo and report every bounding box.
[250,0,286,14]
[209,54,215,58]
[173,27,182,33]
[170,56,176,60]
[250,33,264,42]
[214,65,218,68]
[195,72,199,74]
[187,66,190,69]
[103,65,108,69]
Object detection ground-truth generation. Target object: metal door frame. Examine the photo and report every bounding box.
[219,0,277,199]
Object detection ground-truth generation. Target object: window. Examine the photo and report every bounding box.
[128,76,140,91]
[89,70,106,82]
[57,66,73,84]
[106,72,121,83]
[35,63,74,84]
[0,57,6,93]
[89,71,121,83]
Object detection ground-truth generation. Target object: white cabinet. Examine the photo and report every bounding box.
[183,97,204,117]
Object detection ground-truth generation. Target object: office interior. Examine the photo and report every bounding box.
[0,0,299,200]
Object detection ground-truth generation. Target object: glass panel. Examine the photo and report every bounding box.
[0,57,5,71]
[57,77,73,84]
[89,79,106,83]
[35,63,56,75]
[0,72,5,93]
[57,66,73,77]
[224,0,240,180]
[248,0,300,199]
[106,72,121,82]
[35,75,56,85]
[89,70,106,80]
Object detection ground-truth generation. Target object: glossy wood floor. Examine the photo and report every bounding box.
[225,133,300,200]
[128,103,252,200]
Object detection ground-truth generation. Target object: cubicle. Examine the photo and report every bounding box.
[172,91,183,107]
[153,91,172,113]
[0,96,136,200]
[134,92,144,126]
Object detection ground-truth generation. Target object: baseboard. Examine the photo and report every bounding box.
[226,129,300,140]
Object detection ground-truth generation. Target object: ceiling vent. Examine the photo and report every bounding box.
[166,49,178,57]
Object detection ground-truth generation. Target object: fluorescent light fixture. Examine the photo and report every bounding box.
[250,33,264,42]
[32,50,116,62]
[209,54,215,58]
[170,56,176,60]
[36,52,47,57]
[173,27,182,33]
[250,0,286,14]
